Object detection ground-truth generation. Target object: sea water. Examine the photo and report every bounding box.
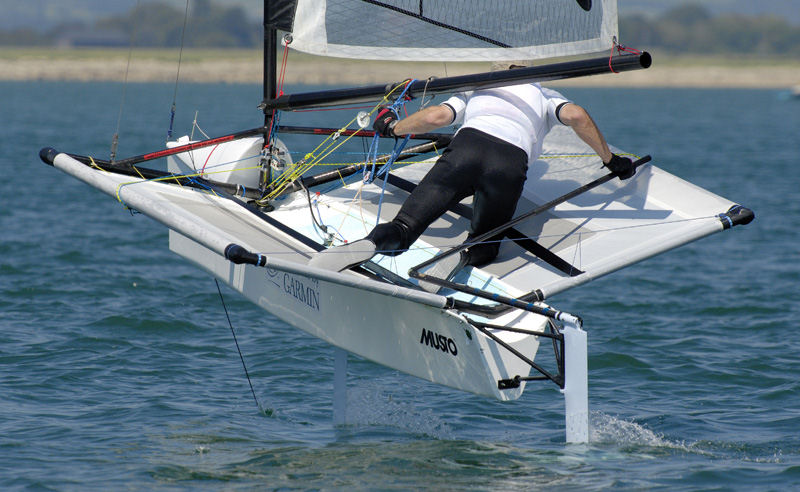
[1,81,799,490]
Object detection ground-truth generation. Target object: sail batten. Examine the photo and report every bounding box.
[284,0,618,61]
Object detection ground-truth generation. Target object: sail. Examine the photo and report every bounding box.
[282,0,618,61]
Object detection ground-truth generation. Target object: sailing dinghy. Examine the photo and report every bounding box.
[38,0,753,443]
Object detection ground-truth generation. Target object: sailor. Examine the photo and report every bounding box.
[309,63,634,276]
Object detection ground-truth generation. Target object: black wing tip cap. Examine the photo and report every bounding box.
[39,147,58,165]
[719,205,755,229]
[576,0,592,11]
[225,243,267,267]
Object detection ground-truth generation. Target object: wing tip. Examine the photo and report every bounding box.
[719,205,755,229]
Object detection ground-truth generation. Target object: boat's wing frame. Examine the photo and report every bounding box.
[39,149,583,400]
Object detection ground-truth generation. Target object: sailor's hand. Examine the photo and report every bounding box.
[603,154,635,180]
[373,107,398,137]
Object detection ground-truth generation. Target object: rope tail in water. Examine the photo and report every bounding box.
[214,278,267,416]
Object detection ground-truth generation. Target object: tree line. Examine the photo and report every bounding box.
[619,4,800,56]
[2,1,800,56]
[1,0,260,48]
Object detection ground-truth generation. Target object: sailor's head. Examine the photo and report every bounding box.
[490,60,532,71]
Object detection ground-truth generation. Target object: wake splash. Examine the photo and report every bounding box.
[589,411,689,450]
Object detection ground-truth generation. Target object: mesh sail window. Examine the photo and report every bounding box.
[288,0,618,61]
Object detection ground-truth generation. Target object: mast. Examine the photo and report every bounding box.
[263,0,278,127]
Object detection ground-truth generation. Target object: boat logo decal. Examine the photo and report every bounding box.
[420,328,458,356]
[266,268,281,288]
[266,270,320,311]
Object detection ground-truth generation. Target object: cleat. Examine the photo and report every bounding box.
[576,0,592,11]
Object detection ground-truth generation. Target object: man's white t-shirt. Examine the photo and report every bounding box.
[442,83,569,163]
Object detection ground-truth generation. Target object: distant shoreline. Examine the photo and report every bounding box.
[2,48,799,89]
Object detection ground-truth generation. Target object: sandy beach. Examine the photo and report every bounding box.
[2,48,798,88]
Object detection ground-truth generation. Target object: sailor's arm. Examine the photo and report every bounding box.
[394,105,454,135]
[557,103,613,163]
[558,102,635,179]
[374,104,454,137]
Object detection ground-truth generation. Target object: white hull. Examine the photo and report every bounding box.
[50,150,551,401]
[170,231,544,400]
[44,116,750,441]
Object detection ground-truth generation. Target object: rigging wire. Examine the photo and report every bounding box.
[214,278,266,415]
[299,180,327,234]
[110,0,142,162]
[264,35,293,149]
[167,0,192,142]
[191,110,211,140]
[299,180,345,245]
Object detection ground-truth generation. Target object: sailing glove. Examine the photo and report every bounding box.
[603,154,635,180]
[373,107,399,137]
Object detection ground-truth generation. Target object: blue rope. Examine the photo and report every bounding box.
[364,133,381,183]
[363,79,416,183]
[269,110,281,145]
[363,80,417,224]
[185,176,210,189]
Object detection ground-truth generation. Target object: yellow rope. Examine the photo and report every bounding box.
[114,166,260,203]
[257,80,413,203]
[107,147,640,206]
[87,156,108,173]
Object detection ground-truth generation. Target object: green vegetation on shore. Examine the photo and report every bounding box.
[0,47,262,62]
[621,4,800,56]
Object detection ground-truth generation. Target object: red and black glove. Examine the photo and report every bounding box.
[373,107,399,137]
[603,154,635,180]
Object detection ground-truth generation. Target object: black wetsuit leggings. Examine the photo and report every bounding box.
[368,128,529,267]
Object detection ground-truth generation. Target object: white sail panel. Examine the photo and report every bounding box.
[290,0,618,61]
